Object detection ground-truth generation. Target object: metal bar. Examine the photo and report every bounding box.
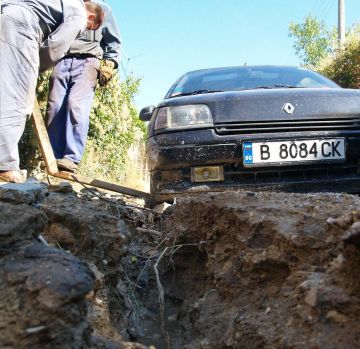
[55,171,152,199]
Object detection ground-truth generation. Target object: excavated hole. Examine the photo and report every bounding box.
[113,247,210,349]
[36,190,360,349]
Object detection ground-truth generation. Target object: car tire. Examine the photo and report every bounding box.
[148,175,175,207]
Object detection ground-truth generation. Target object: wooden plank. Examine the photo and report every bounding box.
[55,171,152,199]
[31,100,58,174]
[31,99,151,199]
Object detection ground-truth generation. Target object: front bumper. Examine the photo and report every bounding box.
[147,129,360,201]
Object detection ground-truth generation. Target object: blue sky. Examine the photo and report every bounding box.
[106,0,360,109]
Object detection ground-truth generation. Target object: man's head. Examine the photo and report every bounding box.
[84,2,104,30]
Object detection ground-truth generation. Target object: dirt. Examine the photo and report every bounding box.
[1,181,360,349]
[155,192,360,348]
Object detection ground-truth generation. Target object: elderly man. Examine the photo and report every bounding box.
[0,0,104,183]
[46,0,121,173]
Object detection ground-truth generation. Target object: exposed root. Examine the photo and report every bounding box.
[154,247,171,349]
[153,241,210,349]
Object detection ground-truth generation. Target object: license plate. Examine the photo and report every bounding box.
[243,139,345,165]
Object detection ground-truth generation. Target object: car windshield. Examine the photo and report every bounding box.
[166,66,339,98]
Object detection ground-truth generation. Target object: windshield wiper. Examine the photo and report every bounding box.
[245,84,301,90]
[169,89,223,98]
[238,84,305,91]
[273,84,302,88]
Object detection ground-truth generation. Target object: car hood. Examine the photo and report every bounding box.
[161,88,360,123]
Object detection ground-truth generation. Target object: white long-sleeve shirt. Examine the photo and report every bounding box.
[9,0,88,71]
[68,0,121,68]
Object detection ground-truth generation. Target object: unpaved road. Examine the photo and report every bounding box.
[0,181,360,349]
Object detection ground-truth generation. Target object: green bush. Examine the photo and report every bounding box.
[288,15,360,88]
[82,74,144,182]
[19,70,144,184]
[317,30,360,88]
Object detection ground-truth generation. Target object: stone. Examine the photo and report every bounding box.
[0,202,47,252]
[48,181,74,194]
[152,202,172,214]
[329,254,346,270]
[342,222,360,247]
[0,243,95,348]
[304,288,318,307]
[317,285,350,307]
[325,310,349,324]
[0,180,48,204]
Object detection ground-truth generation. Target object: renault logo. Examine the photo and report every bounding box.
[283,103,295,115]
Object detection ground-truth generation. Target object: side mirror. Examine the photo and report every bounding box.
[139,105,155,121]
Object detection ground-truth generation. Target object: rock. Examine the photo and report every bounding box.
[200,338,211,349]
[87,262,105,295]
[329,254,346,270]
[317,285,351,307]
[0,202,47,253]
[152,202,172,214]
[298,273,350,309]
[304,288,318,307]
[91,336,141,349]
[0,243,95,349]
[342,222,360,247]
[48,181,74,194]
[325,310,349,324]
[0,180,48,204]
[119,343,149,349]
[299,273,325,308]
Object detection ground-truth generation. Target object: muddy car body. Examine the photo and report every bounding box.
[140,66,360,203]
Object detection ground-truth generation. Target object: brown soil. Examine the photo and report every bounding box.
[154,192,360,348]
[1,183,360,349]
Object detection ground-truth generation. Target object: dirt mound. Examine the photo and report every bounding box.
[0,201,97,349]
[151,192,360,348]
[0,182,150,349]
[1,180,360,349]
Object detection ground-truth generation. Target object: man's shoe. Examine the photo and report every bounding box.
[0,170,26,183]
[57,158,78,173]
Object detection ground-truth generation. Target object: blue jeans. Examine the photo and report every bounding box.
[0,3,40,170]
[46,56,100,163]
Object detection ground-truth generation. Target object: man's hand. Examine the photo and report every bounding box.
[98,60,116,86]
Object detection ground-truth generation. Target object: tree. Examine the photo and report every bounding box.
[289,15,336,67]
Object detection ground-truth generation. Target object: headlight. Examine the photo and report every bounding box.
[154,105,213,130]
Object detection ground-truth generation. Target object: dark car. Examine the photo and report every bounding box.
[139,65,360,203]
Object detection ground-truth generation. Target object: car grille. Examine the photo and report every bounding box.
[215,117,360,135]
[224,163,359,182]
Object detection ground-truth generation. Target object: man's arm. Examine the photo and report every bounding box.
[100,7,121,68]
[39,14,87,72]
